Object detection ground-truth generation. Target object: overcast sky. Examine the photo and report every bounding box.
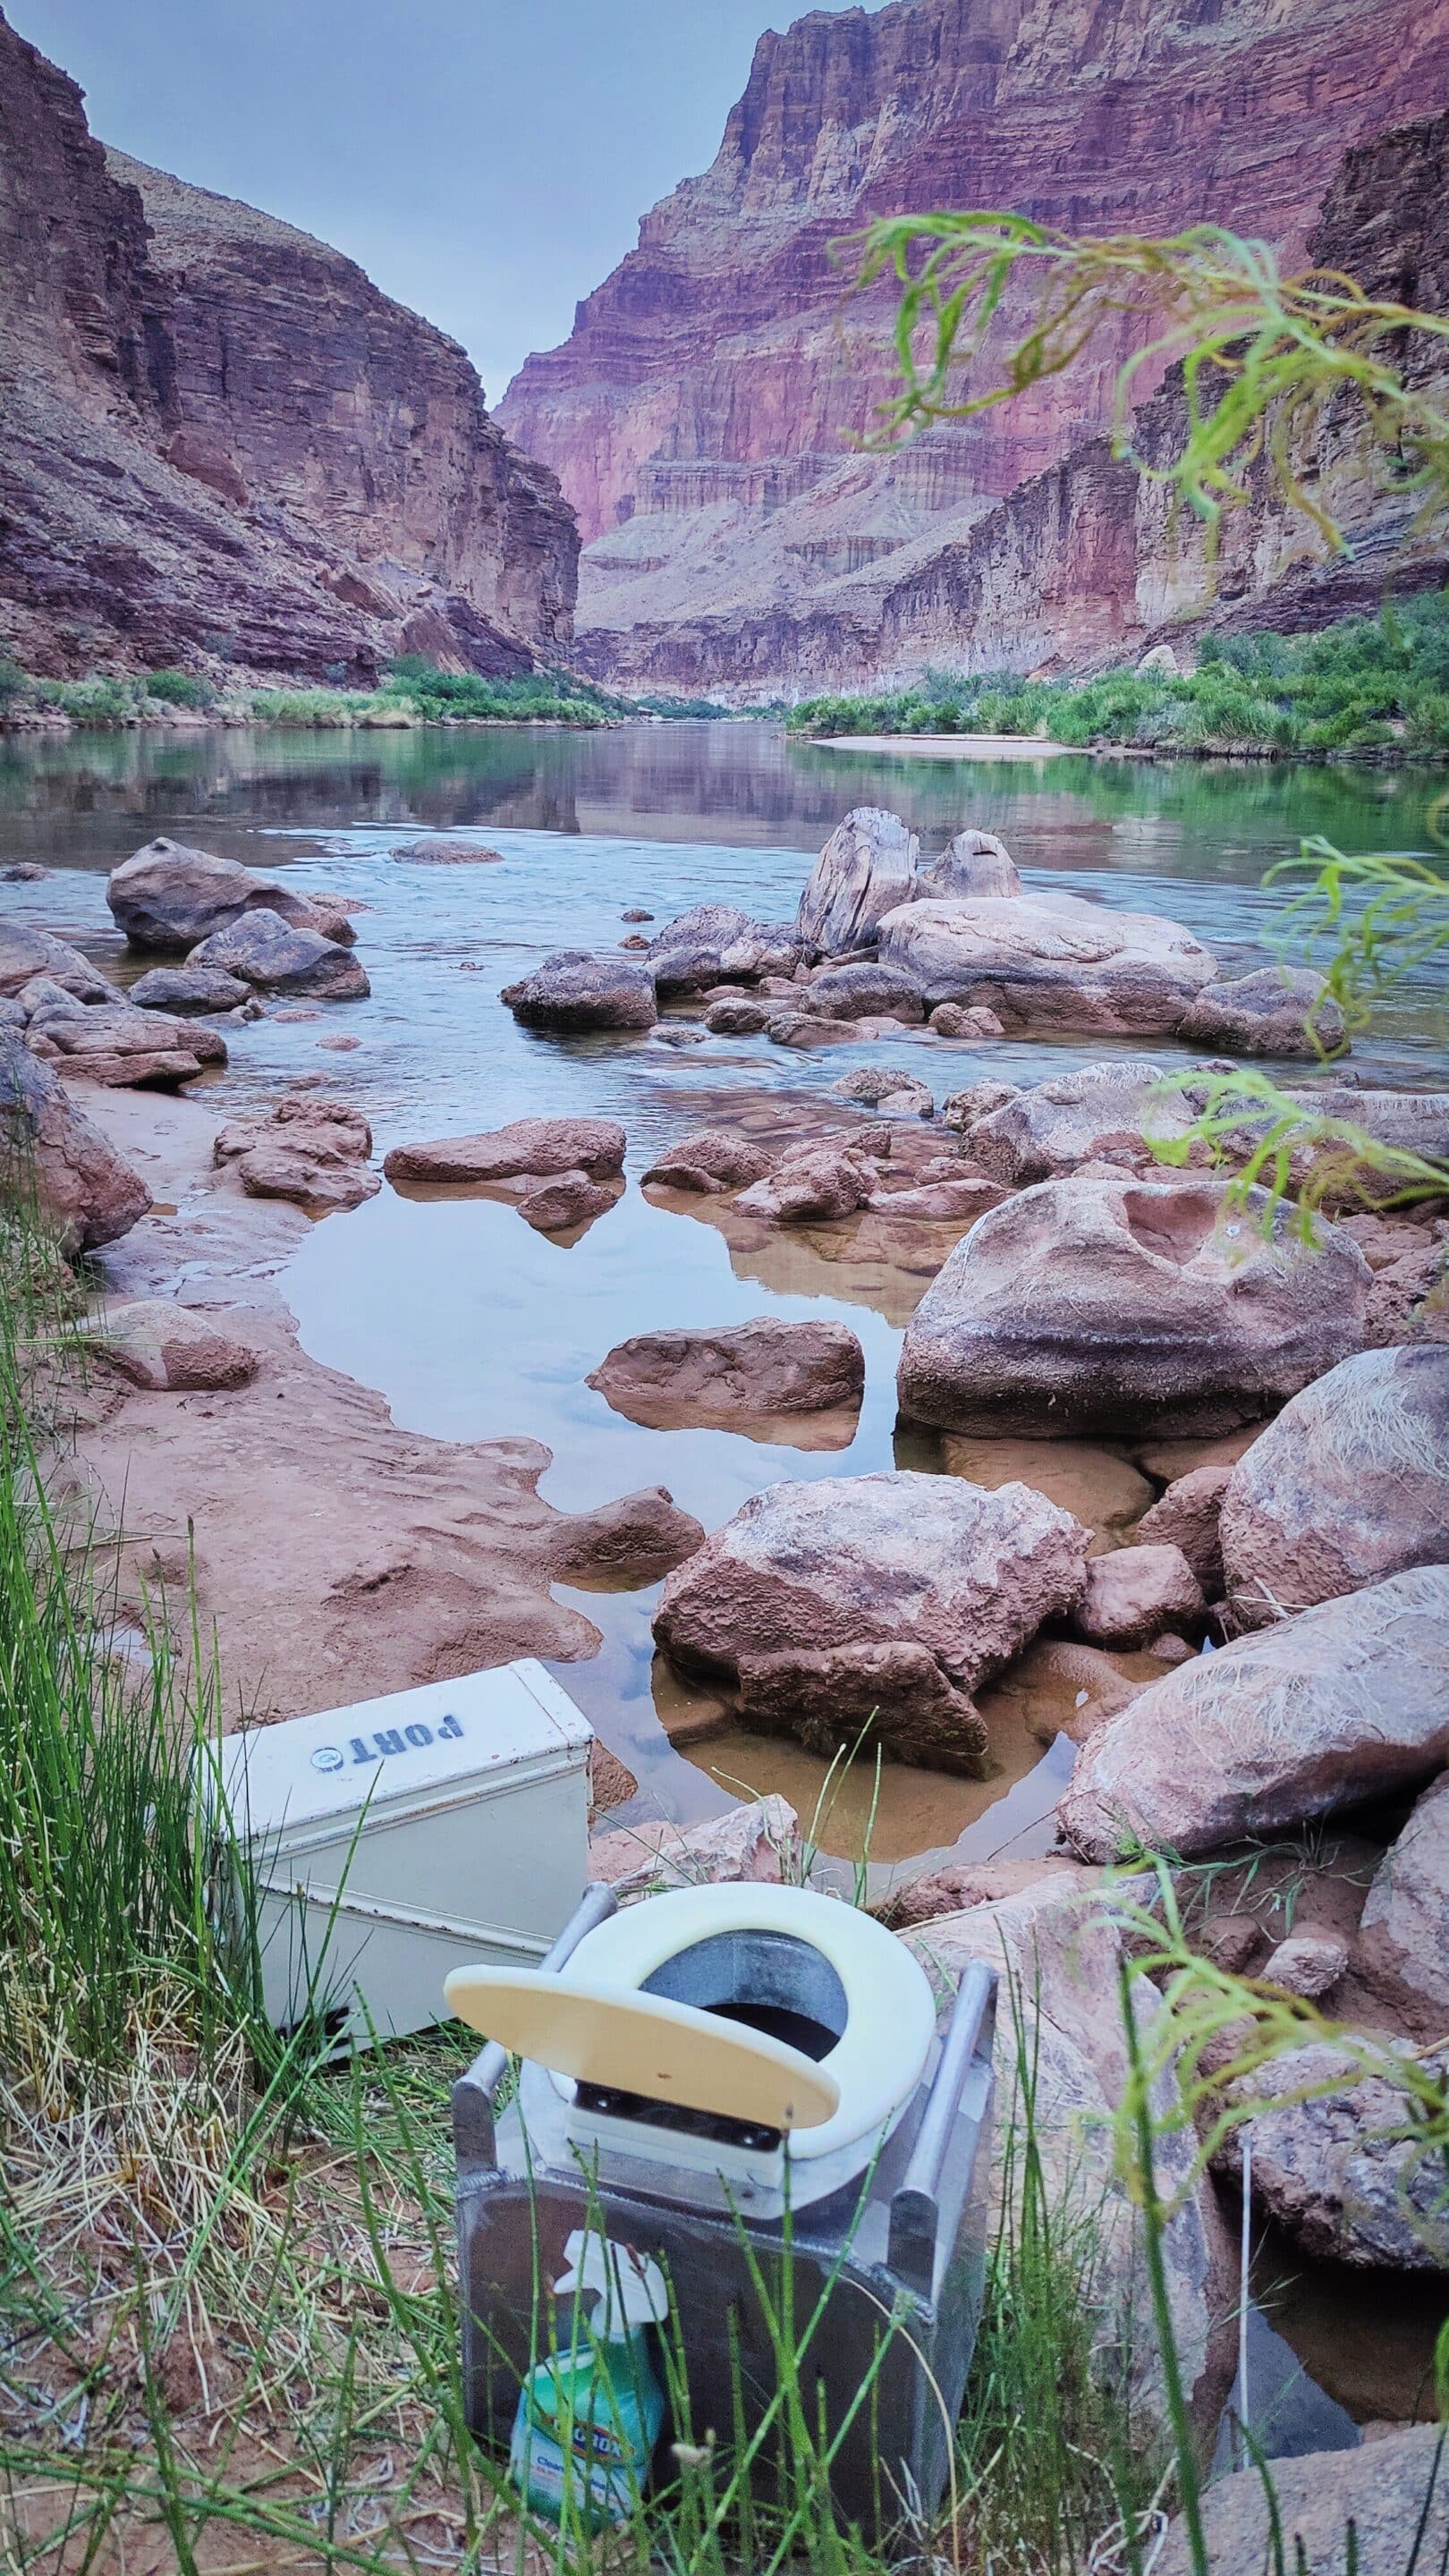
[10,0,884,404]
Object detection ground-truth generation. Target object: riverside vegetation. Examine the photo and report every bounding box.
[0,657,628,733]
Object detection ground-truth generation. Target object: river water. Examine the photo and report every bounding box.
[4,716,1447,2428]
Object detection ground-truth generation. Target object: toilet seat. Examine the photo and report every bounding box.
[557,1883,938,2163]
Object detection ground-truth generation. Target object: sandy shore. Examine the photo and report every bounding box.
[809,733,1078,759]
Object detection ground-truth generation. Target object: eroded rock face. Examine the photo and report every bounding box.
[0,924,110,1003]
[1176,966,1345,1058]
[107,839,343,952]
[897,1178,1369,1437]
[641,1129,775,1193]
[501,949,657,1031]
[1061,1567,1449,1863]
[128,966,251,1014]
[1074,1543,1205,1646]
[1219,1347,1449,1628]
[796,809,919,957]
[384,1116,626,1187]
[80,1300,258,1391]
[654,1469,1090,1699]
[0,1031,149,1251]
[190,911,369,999]
[878,893,1218,1035]
[739,1640,987,1773]
[589,1318,864,1432]
[1355,1773,1449,2037]
[214,1097,379,1214]
[915,829,1022,903]
[954,1062,1195,1185]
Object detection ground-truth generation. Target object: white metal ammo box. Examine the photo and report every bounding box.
[203,1659,594,2047]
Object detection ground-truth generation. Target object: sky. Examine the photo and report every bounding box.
[9,0,886,406]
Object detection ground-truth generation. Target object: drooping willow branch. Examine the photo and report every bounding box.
[843,215,1449,546]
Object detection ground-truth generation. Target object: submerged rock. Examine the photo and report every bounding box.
[501,948,657,1031]
[795,807,919,957]
[831,1064,933,1112]
[385,1115,626,1186]
[878,891,1219,1035]
[1220,1346,1449,1629]
[654,1469,1090,1700]
[1061,1566,1449,1862]
[897,1178,1369,1437]
[190,910,369,999]
[589,1318,865,1429]
[739,1640,988,1774]
[0,1031,149,1251]
[390,837,504,863]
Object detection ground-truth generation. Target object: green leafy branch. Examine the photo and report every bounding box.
[1146,1066,1448,1235]
[1266,833,1449,1038]
[845,215,1449,547]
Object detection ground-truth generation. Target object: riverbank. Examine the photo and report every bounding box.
[0,660,628,733]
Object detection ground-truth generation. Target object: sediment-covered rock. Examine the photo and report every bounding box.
[1175,966,1345,1057]
[589,1318,864,1429]
[551,1486,705,1580]
[1219,1346,1449,1628]
[795,809,919,957]
[1214,2042,1449,2270]
[654,1469,1090,1699]
[385,1115,626,1187]
[0,1031,149,1251]
[190,911,369,1000]
[1061,1567,1449,1862]
[897,1178,1369,1437]
[878,893,1218,1036]
[589,1795,801,1896]
[738,1640,987,1773]
[501,949,657,1031]
[80,1299,258,1390]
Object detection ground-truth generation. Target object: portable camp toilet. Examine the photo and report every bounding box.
[448,1878,996,2541]
[205,1659,593,2047]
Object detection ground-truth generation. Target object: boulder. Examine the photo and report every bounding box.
[801,961,926,1022]
[1355,1772,1449,2036]
[704,996,769,1036]
[30,1003,225,1086]
[1132,1462,1230,1595]
[1158,2427,1449,2576]
[518,1172,616,1233]
[832,1065,933,1112]
[896,1178,1369,1437]
[1061,1566,1449,1862]
[795,808,919,957]
[390,837,504,863]
[1215,2041,1449,2270]
[501,949,657,1031]
[107,836,346,951]
[915,827,1022,903]
[877,891,1219,1035]
[589,1796,801,1897]
[928,1003,1005,1038]
[0,1032,149,1251]
[1074,1544,1205,1646]
[654,1470,1090,1700]
[641,1130,775,1194]
[0,922,110,1003]
[738,1642,988,1774]
[1176,965,1345,1057]
[189,911,369,1000]
[80,1300,258,1391]
[911,1881,1233,2436]
[589,1319,864,1431]
[384,1116,626,1188]
[647,905,793,994]
[1219,1347,1449,1629]
[953,1061,1197,1184]
[1365,1241,1449,1347]
[734,1144,875,1223]
[127,966,251,1014]
[214,1097,378,1216]
[552,1486,705,1581]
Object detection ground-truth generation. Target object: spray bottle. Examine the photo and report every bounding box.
[510,2228,669,2529]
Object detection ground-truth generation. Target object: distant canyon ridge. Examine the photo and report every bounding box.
[0,7,576,684]
[500,0,1449,699]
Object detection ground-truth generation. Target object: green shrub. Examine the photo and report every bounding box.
[144,667,216,709]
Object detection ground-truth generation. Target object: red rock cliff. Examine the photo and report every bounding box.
[501,0,1449,691]
[0,10,577,682]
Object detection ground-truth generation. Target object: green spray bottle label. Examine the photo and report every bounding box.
[511,2228,668,2529]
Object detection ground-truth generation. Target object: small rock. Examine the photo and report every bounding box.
[801,960,926,1021]
[214,1097,377,1216]
[928,1002,1005,1038]
[1176,967,1345,1059]
[832,1065,934,1112]
[80,1300,258,1392]
[1076,1544,1205,1646]
[734,1144,874,1223]
[189,910,369,1000]
[619,933,650,951]
[867,1176,1008,1221]
[767,1011,864,1046]
[128,965,251,1014]
[704,996,769,1035]
[0,862,48,883]
[589,1795,801,1896]
[589,1318,864,1428]
[1134,1464,1231,1596]
[739,1640,988,1774]
[641,1129,775,1193]
[916,828,1022,903]
[390,837,504,863]
[518,1171,615,1233]
[318,1034,360,1052]
[501,950,657,1031]
[1260,1933,1348,2000]
[890,1857,1095,1929]
[1148,1632,1194,1665]
[385,1116,626,1186]
[0,922,111,1002]
[622,908,654,923]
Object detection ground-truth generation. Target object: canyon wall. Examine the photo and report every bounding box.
[502,0,1449,695]
[0,10,577,682]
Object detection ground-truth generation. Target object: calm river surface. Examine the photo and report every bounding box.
[4,718,1447,2430]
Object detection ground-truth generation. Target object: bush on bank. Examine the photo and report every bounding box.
[0,654,627,731]
[786,591,1449,758]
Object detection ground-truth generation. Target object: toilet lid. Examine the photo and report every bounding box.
[558,1883,938,2162]
[444,1966,842,2131]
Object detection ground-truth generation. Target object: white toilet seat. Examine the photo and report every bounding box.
[556,1883,937,2162]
